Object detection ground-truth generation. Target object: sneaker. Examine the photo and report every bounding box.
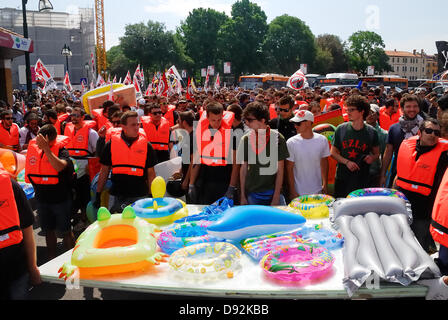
[73,220,88,232]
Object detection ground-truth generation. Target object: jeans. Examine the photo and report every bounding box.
[247,190,286,206]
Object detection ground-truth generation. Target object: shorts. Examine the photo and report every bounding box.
[72,174,91,212]
[36,199,72,235]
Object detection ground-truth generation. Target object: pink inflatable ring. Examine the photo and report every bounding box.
[260,243,334,282]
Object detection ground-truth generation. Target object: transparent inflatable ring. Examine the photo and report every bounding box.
[288,194,335,219]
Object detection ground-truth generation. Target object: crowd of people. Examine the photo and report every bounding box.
[1,81,448,299]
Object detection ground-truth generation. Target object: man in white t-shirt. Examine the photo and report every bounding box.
[286,110,330,198]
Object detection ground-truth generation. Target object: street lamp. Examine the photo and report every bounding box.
[84,62,90,84]
[22,0,53,95]
[61,44,72,74]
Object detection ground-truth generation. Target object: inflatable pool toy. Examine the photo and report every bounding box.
[157,221,225,254]
[347,188,408,201]
[18,181,34,199]
[174,197,234,223]
[0,148,26,177]
[58,206,167,280]
[87,172,113,223]
[260,243,334,282]
[207,205,306,241]
[131,176,188,225]
[295,224,343,251]
[241,233,313,261]
[288,194,335,219]
[312,124,337,195]
[81,83,125,114]
[168,242,242,280]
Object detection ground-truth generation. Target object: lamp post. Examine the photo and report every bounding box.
[22,0,53,95]
[84,62,90,84]
[61,44,72,74]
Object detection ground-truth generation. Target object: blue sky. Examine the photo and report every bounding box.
[3,0,447,54]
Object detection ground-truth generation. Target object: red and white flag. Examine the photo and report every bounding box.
[134,64,141,80]
[204,70,210,92]
[286,69,309,90]
[108,83,114,101]
[106,74,111,84]
[145,83,153,96]
[63,71,73,92]
[167,65,183,82]
[214,73,221,91]
[186,77,195,102]
[112,75,117,83]
[21,100,26,115]
[81,80,86,93]
[34,58,57,91]
[90,81,95,91]
[123,71,132,85]
[90,52,96,76]
[96,74,106,87]
[133,75,142,98]
[157,72,168,97]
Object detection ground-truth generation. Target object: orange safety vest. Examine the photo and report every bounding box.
[0,167,23,249]
[105,127,147,143]
[379,106,401,131]
[25,135,70,185]
[92,109,111,131]
[64,121,96,158]
[54,113,69,135]
[111,132,148,176]
[141,116,170,151]
[196,111,234,166]
[431,168,448,247]
[269,104,277,120]
[396,136,448,196]
[0,122,20,151]
[163,105,176,127]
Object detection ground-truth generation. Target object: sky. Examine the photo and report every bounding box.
[3,0,447,55]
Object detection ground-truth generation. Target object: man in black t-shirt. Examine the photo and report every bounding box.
[0,174,41,300]
[96,111,157,213]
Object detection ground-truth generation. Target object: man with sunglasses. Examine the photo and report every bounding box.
[269,95,297,142]
[396,118,448,253]
[141,104,172,164]
[0,110,21,152]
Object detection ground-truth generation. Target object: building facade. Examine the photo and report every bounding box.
[0,7,95,89]
[385,49,438,80]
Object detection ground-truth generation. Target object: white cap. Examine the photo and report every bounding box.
[138,98,146,105]
[290,110,314,123]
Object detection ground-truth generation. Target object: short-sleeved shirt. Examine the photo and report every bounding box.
[332,122,379,181]
[32,148,74,203]
[237,129,289,194]
[100,133,157,197]
[0,179,35,284]
[269,116,297,142]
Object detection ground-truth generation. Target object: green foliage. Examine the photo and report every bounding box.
[107,45,133,79]
[263,15,316,76]
[346,31,392,75]
[315,34,348,74]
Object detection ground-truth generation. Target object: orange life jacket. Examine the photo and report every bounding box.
[0,167,23,249]
[54,113,70,135]
[431,168,448,247]
[106,128,147,143]
[141,116,170,151]
[396,136,448,196]
[0,122,20,151]
[196,111,234,166]
[163,105,176,127]
[269,104,277,120]
[111,132,148,176]
[92,109,111,131]
[379,106,401,131]
[25,135,70,185]
[64,121,96,158]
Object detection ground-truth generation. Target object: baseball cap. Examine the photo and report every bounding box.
[290,110,314,123]
[370,104,380,114]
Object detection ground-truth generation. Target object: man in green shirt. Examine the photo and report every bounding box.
[366,104,387,187]
[330,95,380,198]
[237,102,289,205]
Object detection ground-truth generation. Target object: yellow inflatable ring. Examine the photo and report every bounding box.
[81,83,124,114]
[58,206,167,279]
[168,242,242,281]
[132,198,189,226]
[288,194,335,219]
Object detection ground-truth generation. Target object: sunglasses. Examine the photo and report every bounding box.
[244,117,257,123]
[3,117,13,120]
[152,111,163,115]
[423,128,441,136]
[278,108,290,112]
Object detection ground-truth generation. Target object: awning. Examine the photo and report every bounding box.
[0,27,34,59]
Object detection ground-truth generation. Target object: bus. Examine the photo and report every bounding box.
[315,73,359,87]
[359,75,408,90]
[239,74,289,90]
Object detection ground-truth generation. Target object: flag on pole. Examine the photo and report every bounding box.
[90,81,95,90]
[63,71,73,92]
[158,72,168,97]
[145,83,153,96]
[118,77,122,84]
[90,53,96,76]
[112,75,117,83]
[167,65,183,82]
[123,71,132,85]
[133,75,142,98]
[34,58,57,92]
[286,69,308,90]
[21,100,26,115]
[214,73,221,91]
[108,83,114,101]
[96,74,106,87]
[81,80,86,93]
[186,78,195,102]
[204,70,210,93]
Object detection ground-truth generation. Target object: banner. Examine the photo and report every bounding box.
[34,58,57,92]
[63,71,73,92]
[207,65,215,76]
[214,73,221,91]
[286,69,309,90]
[436,41,448,73]
[167,65,183,82]
[201,68,207,77]
[224,62,231,74]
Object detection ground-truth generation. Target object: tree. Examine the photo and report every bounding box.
[217,0,268,80]
[315,34,348,73]
[107,45,133,79]
[178,8,229,72]
[346,31,392,75]
[313,46,334,75]
[262,15,316,76]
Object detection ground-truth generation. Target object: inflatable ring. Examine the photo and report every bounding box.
[58,206,167,280]
[347,188,408,201]
[260,243,334,282]
[132,197,188,225]
[157,221,225,254]
[241,233,313,261]
[168,242,242,280]
[295,224,344,251]
[288,194,335,219]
